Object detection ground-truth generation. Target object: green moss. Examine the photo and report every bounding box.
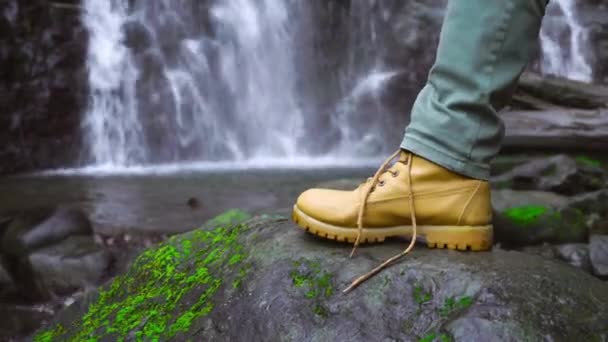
[419,333,437,342]
[413,285,432,305]
[34,324,66,342]
[208,209,251,227]
[290,259,334,317]
[503,206,548,226]
[36,211,252,341]
[439,296,474,317]
[576,156,602,168]
[439,333,454,342]
[419,332,453,342]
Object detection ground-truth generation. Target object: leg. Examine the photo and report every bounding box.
[402,0,549,180]
[293,0,550,291]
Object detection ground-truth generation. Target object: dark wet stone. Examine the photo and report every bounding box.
[554,243,592,272]
[28,236,112,296]
[590,235,608,278]
[568,190,608,235]
[491,189,569,210]
[122,21,153,54]
[0,304,54,340]
[492,155,607,195]
[2,208,92,257]
[519,243,558,260]
[492,190,587,246]
[0,256,15,297]
[0,1,87,175]
[39,215,608,341]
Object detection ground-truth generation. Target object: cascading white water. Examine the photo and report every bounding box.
[83,0,144,166]
[82,0,307,167]
[540,0,594,82]
[80,0,598,171]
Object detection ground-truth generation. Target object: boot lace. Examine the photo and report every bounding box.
[343,150,418,294]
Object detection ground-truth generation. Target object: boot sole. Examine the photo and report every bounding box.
[292,205,492,251]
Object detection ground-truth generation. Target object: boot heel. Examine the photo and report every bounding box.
[424,225,493,251]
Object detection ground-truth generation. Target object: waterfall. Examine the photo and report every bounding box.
[79,0,598,170]
[82,0,144,166]
[539,0,594,82]
[82,0,308,168]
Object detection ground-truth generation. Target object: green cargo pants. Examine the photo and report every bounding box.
[401,0,550,180]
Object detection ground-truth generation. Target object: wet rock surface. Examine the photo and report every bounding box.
[590,235,608,278]
[2,208,92,257]
[0,1,88,174]
[492,155,607,195]
[554,243,592,272]
[28,236,112,296]
[0,207,120,340]
[0,256,15,296]
[37,214,608,341]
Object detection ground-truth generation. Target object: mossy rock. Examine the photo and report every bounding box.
[35,210,608,341]
[492,189,608,246]
[492,155,607,196]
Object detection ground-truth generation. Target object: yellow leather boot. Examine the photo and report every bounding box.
[293,150,493,291]
[293,150,492,252]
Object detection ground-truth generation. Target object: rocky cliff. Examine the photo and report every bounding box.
[0,1,87,174]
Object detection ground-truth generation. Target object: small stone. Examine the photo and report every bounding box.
[590,235,608,278]
[187,197,200,209]
[554,243,592,272]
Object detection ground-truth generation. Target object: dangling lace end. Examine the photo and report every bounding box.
[349,246,357,258]
[343,249,409,294]
[342,238,416,294]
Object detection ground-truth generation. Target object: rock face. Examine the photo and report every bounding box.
[590,235,608,277]
[492,155,607,195]
[0,207,110,301]
[2,208,92,257]
[554,243,592,272]
[38,214,608,341]
[28,236,112,295]
[0,1,88,174]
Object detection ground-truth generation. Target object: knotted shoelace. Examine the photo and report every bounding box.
[343,150,418,293]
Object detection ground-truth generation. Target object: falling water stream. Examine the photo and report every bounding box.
[80,0,595,172]
[540,0,594,82]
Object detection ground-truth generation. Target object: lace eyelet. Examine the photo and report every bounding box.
[378,180,386,187]
[392,171,399,178]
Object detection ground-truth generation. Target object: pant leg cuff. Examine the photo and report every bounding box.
[400,134,490,180]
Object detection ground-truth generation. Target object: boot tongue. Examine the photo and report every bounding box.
[398,150,411,164]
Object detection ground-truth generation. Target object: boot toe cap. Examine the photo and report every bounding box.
[296,189,355,226]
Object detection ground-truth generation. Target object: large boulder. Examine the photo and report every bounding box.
[492,189,588,246]
[492,155,607,195]
[590,235,608,278]
[2,207,92,258]
[28,236,113,296]
[36,213,608,341]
